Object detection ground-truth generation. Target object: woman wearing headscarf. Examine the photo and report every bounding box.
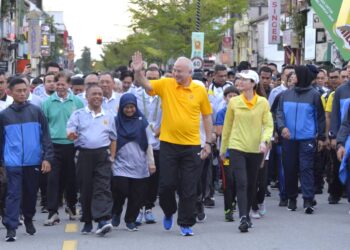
[111,93,156,231]
[276,65,326,214]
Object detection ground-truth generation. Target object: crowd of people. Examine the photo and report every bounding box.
[0,53,350,242]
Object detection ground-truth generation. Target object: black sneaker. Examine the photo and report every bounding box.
[41,206,48,213]
[65,206,77,220]
[224,209,234,222]
[232,200,237,212]
[44,212,60,226]
[279,199,288,207]
[314,188,323,195]
[203,197,215,208]
[96,220,113,236]
[5,229,16,242]
[24,220,36,235]
[81,222,93,235]
[112,214,121,228]
[247,217,253,228]
[126,222,139,232]
[271,181,279,189]
[304,200,314,214]
[238,216,249,233]
[287,199,297,211]
[195,202,206,222]
[196,212,206,223]
[328,196,340,204]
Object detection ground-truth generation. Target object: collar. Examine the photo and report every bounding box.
[79,92,86,99]
[27,92,33,101]
[241,93,258,110]
[103,92,117,102]
[53,92,72,102]
[85,106,105,118]
[211,80,226,89]
[175,78,194,91]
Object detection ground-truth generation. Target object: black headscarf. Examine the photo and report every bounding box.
[294,65,315,88]
[115,93,148,152]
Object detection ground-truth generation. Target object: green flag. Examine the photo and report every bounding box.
[311,0,350,60]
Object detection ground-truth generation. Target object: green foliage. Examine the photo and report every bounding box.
[291,11,307,38]
[78,47,92,74]
[101,0,247,70]
[100,32,162,70]
[1,0,11,17]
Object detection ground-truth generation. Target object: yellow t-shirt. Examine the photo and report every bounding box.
[325,91,335,113]
[321,95,326,110]
[220,94,273,154]
[148,78,212,145]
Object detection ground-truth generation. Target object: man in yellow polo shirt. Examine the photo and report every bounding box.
[132,51,213,236]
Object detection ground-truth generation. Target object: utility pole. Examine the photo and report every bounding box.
[195,0,200,32]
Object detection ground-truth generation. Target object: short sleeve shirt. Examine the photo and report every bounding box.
[325,91,335,113]
[148,78,212,145]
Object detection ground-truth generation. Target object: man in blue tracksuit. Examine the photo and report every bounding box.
[328,67,350,203]
[336,104,350,206]
[277,65,325,214]
[0,78,53,242]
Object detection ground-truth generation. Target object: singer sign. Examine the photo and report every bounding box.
[268,0,281,44]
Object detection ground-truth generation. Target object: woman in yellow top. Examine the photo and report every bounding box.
[220,69,273,233]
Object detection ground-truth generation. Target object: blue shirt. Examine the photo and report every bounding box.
[67,107,117,149]
[268,84,287,108]
[102,92,122,117]
[215,106,229,157]
[28,93,43,108]
[77,92,88,106]
[215,106,227,126]
[134,89,162,150]
[33,84,45,97]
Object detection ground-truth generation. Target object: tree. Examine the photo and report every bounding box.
[128,0,247,59]
[101,32,162,70]
[76,47,92,74]
[101,0,247,69]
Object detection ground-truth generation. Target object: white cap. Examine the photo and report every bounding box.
[237,70,259,84]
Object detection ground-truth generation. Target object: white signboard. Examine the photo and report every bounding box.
[304,27,316,60]
[268,0,281,44]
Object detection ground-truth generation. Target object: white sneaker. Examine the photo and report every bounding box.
[258,203,266,216]
[250,210,261,219]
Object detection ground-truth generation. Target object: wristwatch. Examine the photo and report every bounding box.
[328,131,336,139]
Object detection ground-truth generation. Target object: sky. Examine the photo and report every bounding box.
[43,0,132,60]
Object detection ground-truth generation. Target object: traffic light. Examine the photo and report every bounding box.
[96,37,102,45]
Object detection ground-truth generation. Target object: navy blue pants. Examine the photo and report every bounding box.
[276,145,287,200]
[282,139,315,201]
[3,166,39,230]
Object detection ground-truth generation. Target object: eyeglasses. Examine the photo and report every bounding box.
[329,76,339,79]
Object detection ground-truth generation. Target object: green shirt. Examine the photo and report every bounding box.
[42,92,84,144]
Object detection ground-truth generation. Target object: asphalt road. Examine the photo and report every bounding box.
[1,188,349,250]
